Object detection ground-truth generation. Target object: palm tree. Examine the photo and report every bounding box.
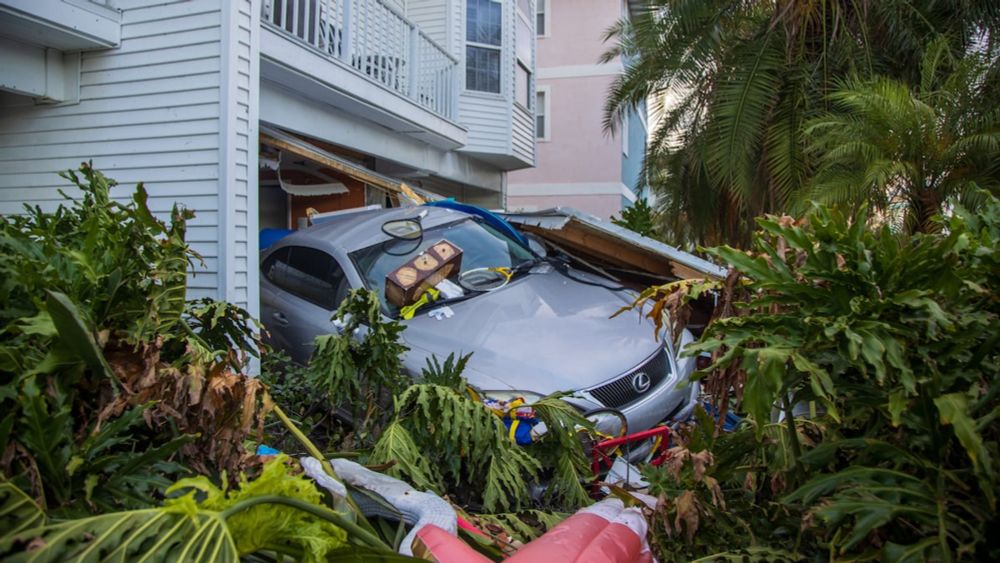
[804,40,1000,233]
[604,0,1000,247]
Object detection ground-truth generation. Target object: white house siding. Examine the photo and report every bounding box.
[458,94,511,153]
[217,0,260,315]
[509,0,534,163]
[0,0,258,317]
[407,0,448,47]
[457,0,511,156]
[511,102,533,162]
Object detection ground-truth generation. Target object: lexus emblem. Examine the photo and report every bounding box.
[632,371,651,393]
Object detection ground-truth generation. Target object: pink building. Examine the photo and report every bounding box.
[507,0,647,219]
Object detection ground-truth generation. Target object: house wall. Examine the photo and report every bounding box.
[507,0,637,220]
[456,0,534,168]
[506,193,623,218]
[537,0,619,68]
[0,0,259,317]
[407,0,448,47]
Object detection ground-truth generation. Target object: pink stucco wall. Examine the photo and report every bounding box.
[506,0,628,220]
[506,193,623,219]
[537,0,623,67]
[512,74,621,184]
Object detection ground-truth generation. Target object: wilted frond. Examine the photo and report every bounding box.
[392,384,542,512]
[369,421,442,493]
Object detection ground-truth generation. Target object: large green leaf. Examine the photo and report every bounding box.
[44,290,112,381]
[934,393,993,479]
[1,504,240,562]
[0,483,45,539]
[0,457,367,562]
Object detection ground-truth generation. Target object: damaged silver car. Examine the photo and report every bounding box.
[260,205,699,441]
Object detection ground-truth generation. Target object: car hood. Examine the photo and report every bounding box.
[401,269,662,395]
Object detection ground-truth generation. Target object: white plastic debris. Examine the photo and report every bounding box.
[300,456,348,499]
[428,306,454,320]
[435,279,464,299]
[329,458,457,556]
[606,456,650,489]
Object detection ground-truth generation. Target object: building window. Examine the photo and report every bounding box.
[514,0,533,107]
[466,0,502,93]
[535,87,549,141]
[516,63,530,107]
[536,0,546,36]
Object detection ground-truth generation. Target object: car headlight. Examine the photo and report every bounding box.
[584,408,627,438]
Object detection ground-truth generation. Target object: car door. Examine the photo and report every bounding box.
[262,245,351,364]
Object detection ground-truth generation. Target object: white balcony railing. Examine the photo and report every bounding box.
[263,0,458,121]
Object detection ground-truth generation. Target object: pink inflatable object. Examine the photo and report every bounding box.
[413,525,492,562]
[414,498,654,563]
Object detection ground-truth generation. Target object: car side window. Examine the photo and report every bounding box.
[263,247,292,288]
[266,246,349,310]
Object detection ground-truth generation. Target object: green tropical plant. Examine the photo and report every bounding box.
[804,39,1000,232]
[369,383,594,513]
[0,164,271,515]
[260,349,353,455]
[308,289,409,445]
[0,457,408,562]
[611,198,658,238]
[419,352,473,390]
[622,194,1000,559]
[603,0,1000,246]
[369,384,541,512]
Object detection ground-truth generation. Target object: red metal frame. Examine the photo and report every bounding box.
[590,426,672,483]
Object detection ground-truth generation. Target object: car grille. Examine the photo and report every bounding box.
[588,349,670,409]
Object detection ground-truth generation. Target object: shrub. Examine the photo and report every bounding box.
[0,164,270,515]
[626,195,1000,560]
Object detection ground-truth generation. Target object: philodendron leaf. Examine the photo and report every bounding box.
[934,393,992,478]
[0,502,241,563]
[0,456,354,562]
[888,389,907,427]
[0,483,45,539]
[44,290,113,380]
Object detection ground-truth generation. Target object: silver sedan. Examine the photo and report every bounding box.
[259,205,697,438]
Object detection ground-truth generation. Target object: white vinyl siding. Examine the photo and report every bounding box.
[511,101,533,162]
[459,95,510,152]
[458,0,534,167]
[407,0,449,46]
[0,0,258,316]
[218,0,260,312]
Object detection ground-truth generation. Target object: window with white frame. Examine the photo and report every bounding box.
[536,0,546,36]
[466,0,502,93]
[514,0,533,107]
[535,87,549,140]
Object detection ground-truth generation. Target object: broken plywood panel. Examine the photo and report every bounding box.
[502,207,726,281]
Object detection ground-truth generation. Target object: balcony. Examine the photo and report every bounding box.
[0,0,121,51]
[262,0,458,122]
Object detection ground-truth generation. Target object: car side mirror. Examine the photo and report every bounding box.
[523,232,548,258]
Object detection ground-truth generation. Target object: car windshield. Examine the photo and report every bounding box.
[350,218,535,316]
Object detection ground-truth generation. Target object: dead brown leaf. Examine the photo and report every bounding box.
[673,490,701,544]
